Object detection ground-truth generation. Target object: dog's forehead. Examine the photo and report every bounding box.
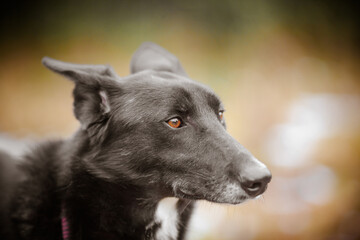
[115,70,222,118]
[124,71,219,100]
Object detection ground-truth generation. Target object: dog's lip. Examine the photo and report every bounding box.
[207,195,249,205]
[175,188,249,205]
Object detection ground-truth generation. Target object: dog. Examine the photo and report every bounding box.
[0,42,271,240]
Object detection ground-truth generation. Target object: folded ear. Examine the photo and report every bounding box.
[130,42,187,77]
[42,57,119,129]
[42,57,119,80]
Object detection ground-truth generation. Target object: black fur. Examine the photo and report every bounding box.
[0,42,271,240]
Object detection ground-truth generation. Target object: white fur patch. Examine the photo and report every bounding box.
[154,197,179,240]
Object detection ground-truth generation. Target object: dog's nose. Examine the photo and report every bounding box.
[241,173,272,197]
[239,158,272,197]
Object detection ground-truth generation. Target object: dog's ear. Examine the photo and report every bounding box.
[130,42,187,77]
[42,57,119,79]
[42,57,120,129]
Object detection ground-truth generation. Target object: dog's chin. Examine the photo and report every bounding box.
[174,188,203,200]
[174,188,249,205]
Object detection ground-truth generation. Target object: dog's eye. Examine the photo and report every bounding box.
[167,118,183,128]
[219,111,224,121]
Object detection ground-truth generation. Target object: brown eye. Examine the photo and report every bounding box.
[167,118,182,128]
[219,111,224,121]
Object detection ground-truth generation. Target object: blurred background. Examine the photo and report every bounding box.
[1,0,360,239]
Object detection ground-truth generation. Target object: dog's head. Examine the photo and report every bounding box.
[42,42,271,204]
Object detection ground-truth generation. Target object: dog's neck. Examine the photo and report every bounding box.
[58,132,194,239]
[61,198,183,240]
[63,162,158,238]
[62,169,193,239]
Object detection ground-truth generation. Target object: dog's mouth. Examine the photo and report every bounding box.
[173,185,250,205]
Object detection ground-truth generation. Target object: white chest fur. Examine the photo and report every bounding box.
[152,197,179,240]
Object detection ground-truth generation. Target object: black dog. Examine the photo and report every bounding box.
[0,42,271,240]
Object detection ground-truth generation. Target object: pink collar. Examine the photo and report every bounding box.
[61,206,70,240]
